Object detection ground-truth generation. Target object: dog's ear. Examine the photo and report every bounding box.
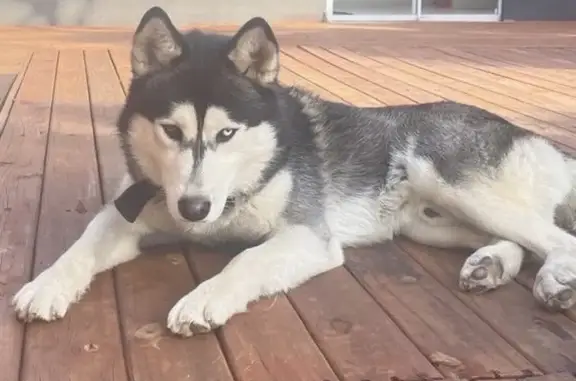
[227,17,279,86]
[131,7,186,77]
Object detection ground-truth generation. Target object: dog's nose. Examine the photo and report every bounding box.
[178,196,211,221]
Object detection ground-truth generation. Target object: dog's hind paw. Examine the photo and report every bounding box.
[12,269,89,322]
[533,255,576,311]
[166,277,249,337]
[459,241,523,294]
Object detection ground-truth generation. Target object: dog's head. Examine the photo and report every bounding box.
[118,7,284,224]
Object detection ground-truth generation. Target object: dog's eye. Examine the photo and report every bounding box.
[160,123,183,142]
[216,127,238,143]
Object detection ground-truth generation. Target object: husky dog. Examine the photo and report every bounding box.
[12,7,576,336]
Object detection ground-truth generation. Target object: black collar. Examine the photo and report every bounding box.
[114,180,160,223]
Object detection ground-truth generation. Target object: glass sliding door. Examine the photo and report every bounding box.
[325,0,501,22]
[418,0,501,20]
[327,0,417,21]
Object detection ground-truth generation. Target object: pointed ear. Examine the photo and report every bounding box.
[131,7,186,77]
[227,17,279,86]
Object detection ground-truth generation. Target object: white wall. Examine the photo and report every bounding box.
[0,0,326,26]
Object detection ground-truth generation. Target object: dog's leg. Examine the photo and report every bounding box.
[406,138,576,309]
[167,224,343,336]
[401,203,525,293]
[449,202,576,309]
[13,176,151,321]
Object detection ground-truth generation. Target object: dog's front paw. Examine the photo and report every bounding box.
[533,255,576,311]
[12,268,90,322]
[166,279,249,337]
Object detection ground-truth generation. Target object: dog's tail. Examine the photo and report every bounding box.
[555,155,576,232]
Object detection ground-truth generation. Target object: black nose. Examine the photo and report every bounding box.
[178,196,211,221]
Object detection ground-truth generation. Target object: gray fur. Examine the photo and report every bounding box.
[118,10,536,247]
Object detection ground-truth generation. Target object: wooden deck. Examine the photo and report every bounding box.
[1,22,576,381]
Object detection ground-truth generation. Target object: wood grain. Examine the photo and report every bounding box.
[187,247,340,381]
[398,239,576,374]
[520,373,576,381]
[20,50,128,381]
[346,243,538,379]
[288,266,442,381]
[0,51,56,381]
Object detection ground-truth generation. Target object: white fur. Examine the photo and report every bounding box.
[129,104,279,225]
[459,240,525,292]
[194,106,278,222]
[12,175,150,320]
[167,224,343,336]
[402,136,576,308]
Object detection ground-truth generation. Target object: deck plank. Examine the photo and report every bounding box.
[0,74,16,114]
[280,51,381,106]
[284,46,411,105]
[387,47,576,122]
[541,48,576,64]
[187,248,340,381]
[117,249,235,381]
[279,65,345,103]
[84,49,236,381]
[287,266,442,381]
[463,48,576,88]
[0,51,55,381]
[346,243,539,379]
[338,46,576,152]
[20,50,128,381]
[522,373,576,381]
[0,59,30,136]
[365,46,576,134]
[512,48,576,74]
[398,239,576,374]
[301,46,441,104]
[83,50,127,199]
[435,48,576,97]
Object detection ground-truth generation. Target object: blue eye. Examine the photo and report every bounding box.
[216,127,238,143]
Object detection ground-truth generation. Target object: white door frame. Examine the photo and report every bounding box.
[324,0,502,22]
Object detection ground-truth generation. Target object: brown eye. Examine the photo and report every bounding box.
[216,127,238,143]
[160,123,183,142]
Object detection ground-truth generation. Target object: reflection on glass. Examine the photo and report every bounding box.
[333,0,414,15]
[421,0,498,14]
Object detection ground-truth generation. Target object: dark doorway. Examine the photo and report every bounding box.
[502,0,576,21]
